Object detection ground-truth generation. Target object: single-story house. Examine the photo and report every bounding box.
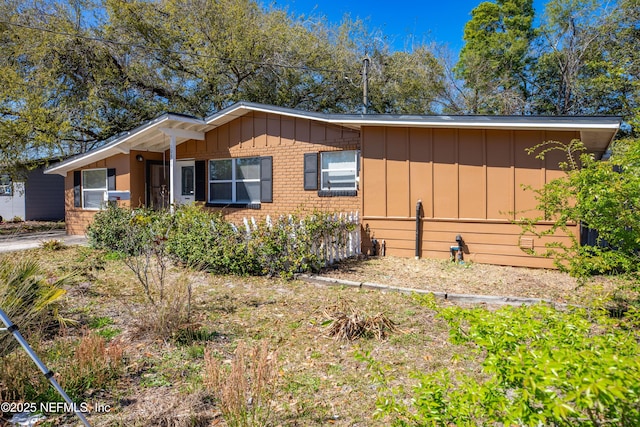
[1,161,65,222]
[45,102,620,268]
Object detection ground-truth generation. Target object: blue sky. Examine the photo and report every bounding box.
[272,0,547,52]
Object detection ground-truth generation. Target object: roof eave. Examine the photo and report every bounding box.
[45,114,207,176]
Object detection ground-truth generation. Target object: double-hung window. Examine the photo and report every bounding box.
[82,169,108,209]
[0,174,12,196]
[209,157,262,204]
[320,150,358,191]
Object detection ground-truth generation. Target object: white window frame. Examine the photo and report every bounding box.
[82,168,108,210]
[0,174,12,196]
[208,158,261,204]
[320,150,359,191]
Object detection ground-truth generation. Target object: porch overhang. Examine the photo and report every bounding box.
[45,114,209,176]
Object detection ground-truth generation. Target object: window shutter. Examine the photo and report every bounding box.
[260,156,273,203]
[73,171,81,208]
[304,153,318,190]
[107,168,116,191]
[195,160,206,201]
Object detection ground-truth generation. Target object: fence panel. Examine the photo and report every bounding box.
[237,212,360,266]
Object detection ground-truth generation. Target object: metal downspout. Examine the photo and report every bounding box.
[415,199,422,259]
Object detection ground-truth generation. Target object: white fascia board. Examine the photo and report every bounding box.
[45,145,126,176]
[205,103,620,133]
[165,114,205,125]
[205,104,329,127]
[329,118,621,131]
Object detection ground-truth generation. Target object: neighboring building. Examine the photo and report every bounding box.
[45,102,620,268]
[0,162,65,222]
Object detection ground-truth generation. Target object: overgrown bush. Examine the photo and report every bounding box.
[520,139,640,276]
[166,204,261,275]
[87,202,139,253]
[89,205,193,338]
[361,294,640,426]
[88,204,357,278]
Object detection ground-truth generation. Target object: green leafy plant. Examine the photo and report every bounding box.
[364,296,640,426]
[0,258,71,356]
[87,202,143,254]
[519,138,640,276]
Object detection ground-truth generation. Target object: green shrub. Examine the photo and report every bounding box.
[86,202,139,253]
[248,212,357,278]
[363,297,640,426]
[86,204,357,278]
[521,139,640,277]
[167,204,261,275]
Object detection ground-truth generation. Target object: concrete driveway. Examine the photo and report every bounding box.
[0,231,87,253]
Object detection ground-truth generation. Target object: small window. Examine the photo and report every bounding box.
[320,150,358,191]
[181,166,195,196]
[82,169,107,209]
[0,174,12,196]
[209,157,261,203]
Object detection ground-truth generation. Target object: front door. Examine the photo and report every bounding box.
[146,161,169,210]
[175,160,196,205]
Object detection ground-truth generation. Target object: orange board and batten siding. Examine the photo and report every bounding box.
[175,112,361,223]
[361,127,578,268]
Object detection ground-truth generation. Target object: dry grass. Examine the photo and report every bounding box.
[1,246,628,426]
[323,301,397,341]
[66,331,125,389]
[203,340,278,427]
[129,274,194,340]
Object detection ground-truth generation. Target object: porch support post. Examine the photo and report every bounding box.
[169,135,176,213]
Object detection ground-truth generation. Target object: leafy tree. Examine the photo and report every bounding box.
[0,0,170,167]
[367,45,446,114]
[532,0,614,115]
[597,0,640,130]
[456,0,535,114]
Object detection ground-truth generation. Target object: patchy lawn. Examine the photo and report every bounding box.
[0,247,629,426]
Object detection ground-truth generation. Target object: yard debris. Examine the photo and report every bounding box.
[323,300,396,341]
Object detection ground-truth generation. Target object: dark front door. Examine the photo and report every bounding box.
[146,161,169,209]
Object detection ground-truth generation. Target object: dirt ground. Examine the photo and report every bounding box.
[321,255,624,304]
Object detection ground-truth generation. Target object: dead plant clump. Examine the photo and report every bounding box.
[0,349,48,402]
[323,301,397,341]
[130,274,193,340]
[59,330,126,394]
[203,340,278,427]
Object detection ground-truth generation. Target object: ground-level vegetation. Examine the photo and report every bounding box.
[0,241,638,426]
